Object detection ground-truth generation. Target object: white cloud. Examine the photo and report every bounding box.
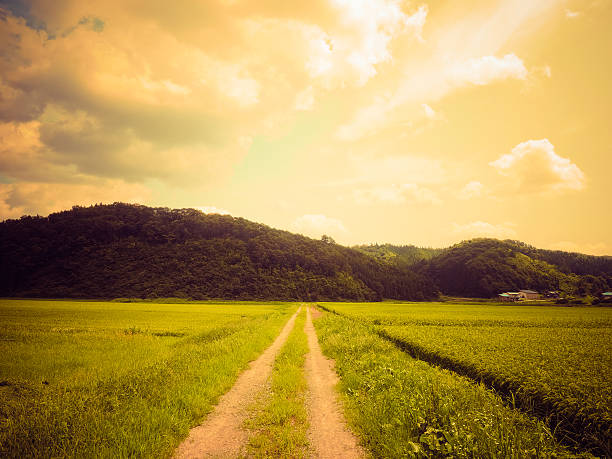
[422,103,436,119]
[458,181,484,200]
[452,221,517,239]
[354,183,441,205]
[489,139,585,194]
[195,206,231,215]
[448,54,528,86]
[294,86,315,111]
[336,96,391,140]
[306,1,428,87]
[565,9,582,18]
[337,54,529,141]
[291,214,347,240]
[140,77,191,96]
[212,65,260,107]
[0,181,151,221]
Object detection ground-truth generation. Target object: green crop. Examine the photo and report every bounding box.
[0,299,296,458]
[320,301,611,456]
[313,310,578,458]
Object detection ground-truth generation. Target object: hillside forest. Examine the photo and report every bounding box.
[1,203,610,301]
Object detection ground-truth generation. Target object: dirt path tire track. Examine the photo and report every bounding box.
[305,305,365,459]
[174,306,301,459]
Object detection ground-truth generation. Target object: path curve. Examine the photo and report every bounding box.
[305,305,365,459]
[174,306,301,459]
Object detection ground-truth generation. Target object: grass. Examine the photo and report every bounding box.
[0,299,296,458]
[314,306,589,458]
[320,302,611,456]
[246,306,309,458]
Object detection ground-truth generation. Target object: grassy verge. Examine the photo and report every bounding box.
[246,307,309,458]
[0,300,295,458]
[313,309,582,458]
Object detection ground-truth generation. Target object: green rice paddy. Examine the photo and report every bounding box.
[1,299,610,457]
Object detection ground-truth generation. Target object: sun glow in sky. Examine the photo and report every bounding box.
[0,0,611,254]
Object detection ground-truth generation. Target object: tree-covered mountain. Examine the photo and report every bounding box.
[0,203,437,301]
[354,244,444,267]
[416,238,612,298]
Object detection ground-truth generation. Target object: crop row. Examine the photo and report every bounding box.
[320,302,611,456]
[313,309,576,458]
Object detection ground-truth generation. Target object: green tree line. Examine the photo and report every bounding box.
[0,203,437,301]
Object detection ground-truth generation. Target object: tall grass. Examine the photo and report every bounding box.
[0,299,296,458]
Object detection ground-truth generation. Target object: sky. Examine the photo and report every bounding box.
[0,0,611,254]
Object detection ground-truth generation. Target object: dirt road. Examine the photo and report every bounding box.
[173,304,363,458]
[304,305,365,459]
[173,307,301,459]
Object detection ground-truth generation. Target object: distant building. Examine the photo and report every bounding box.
[519,289,540,300]
[498,292,522,302]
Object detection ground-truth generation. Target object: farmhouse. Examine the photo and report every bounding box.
[498,292,522,302]
[519,289,540,300]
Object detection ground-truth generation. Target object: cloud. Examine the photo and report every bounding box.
[457,181,484,200]
[565,9,582,18]
[332,0,560,143]
[489,139,585,194]
[0,180,151,221]
[447,54,528,86]
[195,206,231,215]
[0,0,428,199]
[317,1,428,86]
[291,213,347,240]
[354,183,441,205]
[421,103,436,119]
[452,221,517,239]
[294,86,315,111]
[336,54,529,141]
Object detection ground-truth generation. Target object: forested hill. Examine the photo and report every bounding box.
[417,239,612,298]
[0,203,437,301]
[354,244,443,267]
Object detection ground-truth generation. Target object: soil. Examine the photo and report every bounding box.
[173,307,301,459]
[304,305,365,458]
[173,304,364,458]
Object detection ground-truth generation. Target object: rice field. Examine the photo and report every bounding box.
[0,299,296,457]
[1,298,610,457]
[318,301,612,456]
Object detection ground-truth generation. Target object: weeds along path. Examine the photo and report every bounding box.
[173,306,301,459]
[305,305,365,459]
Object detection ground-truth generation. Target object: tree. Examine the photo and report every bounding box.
[321,235,335,244]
